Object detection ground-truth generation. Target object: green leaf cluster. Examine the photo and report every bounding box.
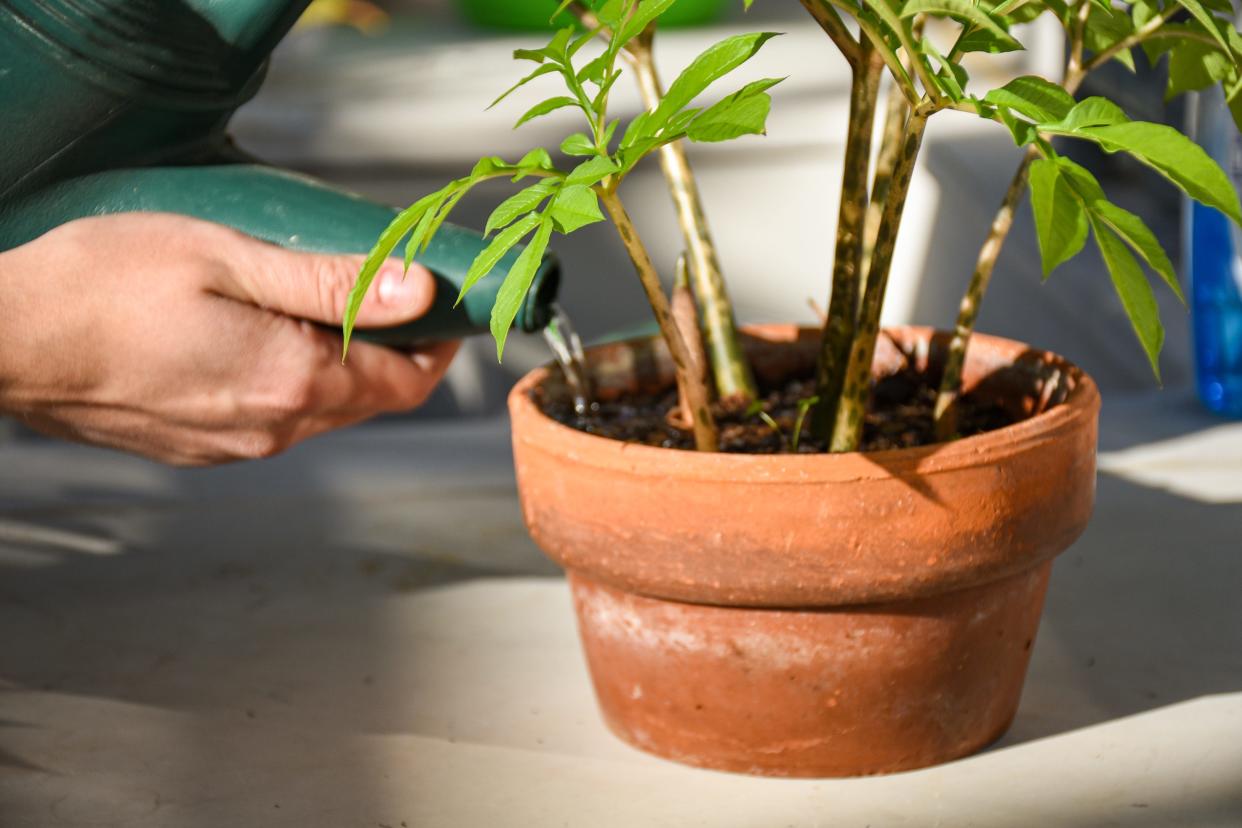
[343,0,784,361]
[979,80,1241,377]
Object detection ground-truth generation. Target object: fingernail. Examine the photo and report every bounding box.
[376,262,421,307]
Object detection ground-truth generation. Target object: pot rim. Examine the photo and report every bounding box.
[508,325,1101,482]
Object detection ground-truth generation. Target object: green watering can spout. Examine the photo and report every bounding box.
[0,0,559,341]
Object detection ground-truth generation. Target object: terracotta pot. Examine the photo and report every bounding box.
[508,325,1100,777]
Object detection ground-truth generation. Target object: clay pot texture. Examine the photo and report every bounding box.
[508,326,1100,777]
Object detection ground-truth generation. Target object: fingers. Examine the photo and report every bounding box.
[215,235,438,328]
[308,338,461,418]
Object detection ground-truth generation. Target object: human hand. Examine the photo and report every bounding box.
[0,213,458,465]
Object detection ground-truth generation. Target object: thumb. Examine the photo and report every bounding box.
[227,245,437,327]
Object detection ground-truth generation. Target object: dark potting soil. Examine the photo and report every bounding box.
[535,369,1019,453]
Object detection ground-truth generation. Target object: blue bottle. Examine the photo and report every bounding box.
[1187,85,1242,416]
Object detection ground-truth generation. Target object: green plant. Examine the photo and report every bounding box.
[345,0,1242,454]
[344,0,784,451]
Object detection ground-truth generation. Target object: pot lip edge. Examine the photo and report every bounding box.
[508,325,1101,479]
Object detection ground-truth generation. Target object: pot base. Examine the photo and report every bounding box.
[569,565,1051,777]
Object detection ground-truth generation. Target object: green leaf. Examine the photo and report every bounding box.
[956,28,1024,54]
[602,118,620,148]
[560,133,597,156]
[619,0,680,42]
[983,75,1076,123]
[460,213,543,305]
[996,105,1039,145]
[649,32,781,133]
[1166,38,1233,100]
[1173,0,1231,52]
[514,96,581,129]
[1075,121,1242,224]
[592,69,625,110]
[1090,214,1164,380]
[1083,6,1137,72]
[578,53,611,84]
[485,179,559,236]
[513,48,546,63]
[489,63,559,110]
[920,37,968,100]
[517,147,557,173]
[619,111,653,148]
[492,218,554,360]
[543,26,577,62]
[565,155,621,186]
[901,0,1022,52]
[342,191,442,354]
[548,184,606,232]
[1029,157,1088,278]
[403,186,456,269]
[1090,199,1185,302]
[1041,96,1130,130]
[685,77,783,142]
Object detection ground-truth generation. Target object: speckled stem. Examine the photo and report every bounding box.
[629,45,758,404]
[932,148,1036,439]
[860,77,912,287]
[601,191,718,451]
[811,47,883,440]
[931,27,1093,440]
[830,111,928,453]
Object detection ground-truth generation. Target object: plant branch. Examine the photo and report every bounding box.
[812,45,884,439]
[932,146,1036,439]
[830,110,928,452]
[600,190,719,451]
[798,0,861,65]
[624,35,759,402]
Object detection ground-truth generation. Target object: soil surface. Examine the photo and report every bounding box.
[535,369,1019,453]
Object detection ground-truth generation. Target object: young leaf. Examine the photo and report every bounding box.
[514,96,581,129]
[565,155,621,186]
[649,32,782,133]
[1090,214,1164,380]
[492,218,554,360]
[920,38,968,100]
[983,76,1076,124]
[549,184,606,232]
[901,0,1022,52]
[685,77,784,142]
[341,191,441,354]
[485,179,559,236]
[520,148,553,171]
[459,213,543,304]
[561,133,597,156]
[1029,158,1088,278]
[489,63,560,110]
[403,186,456,269]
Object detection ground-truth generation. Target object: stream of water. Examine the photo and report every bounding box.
[541,302,592,417]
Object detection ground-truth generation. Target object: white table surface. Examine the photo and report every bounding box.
[1,390,1240,827]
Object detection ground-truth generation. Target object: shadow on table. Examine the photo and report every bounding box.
[0,432,559,826]
[994,469,1242,750]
